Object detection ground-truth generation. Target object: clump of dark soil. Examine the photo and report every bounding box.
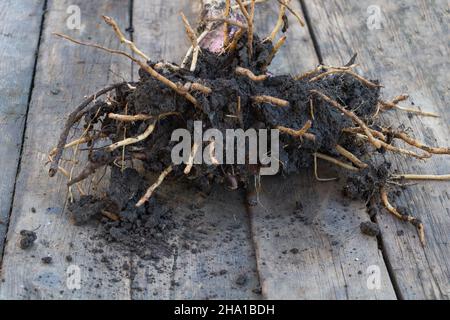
[19,230,37,250]
[41,256,52,264]
[69,167,176,260]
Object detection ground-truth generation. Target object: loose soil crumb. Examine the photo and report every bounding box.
[41,256,52,264]
[19,230,37,250]
[360,221,381,237]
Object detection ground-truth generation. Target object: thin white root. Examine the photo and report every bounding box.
[314,153,338,182]
[314,152,360,172]
[391,174,450,181]
[136,165,173,207]
[106,121,156,152]
[108,113,152,122]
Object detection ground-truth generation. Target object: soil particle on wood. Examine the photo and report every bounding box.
[41,256,52,264]
[360,221,381,237]
[19,230,37,250]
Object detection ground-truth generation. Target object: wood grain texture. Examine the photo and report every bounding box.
[249,1,396,299]
[303,0,450,299]
[250,172,396,299]
[0,0,44,259]
[131,0,260,299]
[0,0,133,299]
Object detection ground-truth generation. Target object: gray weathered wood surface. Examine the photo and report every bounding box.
[0,0,448,299]
[304,0,450,300]
[0,0,45,259]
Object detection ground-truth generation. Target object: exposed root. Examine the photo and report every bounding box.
[180,12,201,72]
[314,152,360,172]
[252,95,289,107]
[276,0,305,27]
[223,0,231,47]
[379,97,439,118]
[182,30,209,68]
[342,127,387,141]
[108,113,152,122]
[311,90,382,149]
[349,132,431,159]
[206,17,248,30]
[49,83,124,177]
[265,2,287,42]
[136,165,173,207]
[106,120,156,152]
[335,145,368,169]
[263,35,286,71]
[235,0,255,58]
[182,82,213,94]
[391,174,450,181]
[235,66,268,81]
[184,142,200,175]
[313,153,338,182]
[310,69,380,88]
[58,166,86,196]
[309,99,315,120]
[68,162,105,187]
[49,135,99,157]
[101,210,120,221]
[380,187,426,246]
[277,120,312,139]
[227,28,245,52]
[102,15,150,61]
[231,0,266,9]
[383,129,450,155]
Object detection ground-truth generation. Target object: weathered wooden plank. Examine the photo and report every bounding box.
[0,0,133,299]
[130,0,260,299]
[249,172,396,299]
[304,0,450,299]
[248,0,396,299]
[0,0,44,259]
